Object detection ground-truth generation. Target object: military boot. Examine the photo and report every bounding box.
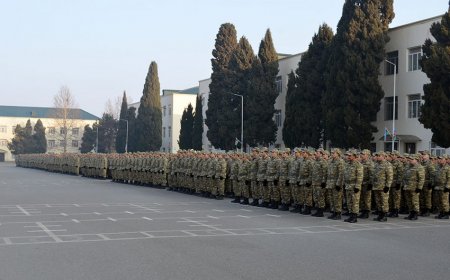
[420,208,430,217]
[259,201,270,208]
[387,209,399,218]
[270,201,279,209]
[342,210,350,216]
[231,196,241,203]
[301,206,312,215]
[290,205,301,213]
[374,212,387,222]
[240,198,249,205]
[332,212,342,220]
[250,199,259,206]
[311,208,324,217]
[344,213,357,223]
[358,210,369,219]
[327,212,337,219]
[435,212,449,219]
[405,211,418,220]
[278,203,289,211]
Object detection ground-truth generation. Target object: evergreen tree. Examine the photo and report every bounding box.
[178,103,194,150]
[135,61,162,151]
[192,95,204,150]
[419,5,450,148]
[283,24,334,148]
[324,0,394,149]
[80,124,96,153]
[33,119,47,153]
[116,91,128,153]
[126,107,137,152]
[23,119,33,153]
[97,113,118,153]
[8,125,26,155]
[205,23,238,150]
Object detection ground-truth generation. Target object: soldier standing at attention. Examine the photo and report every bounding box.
[288,148,301,213]
[250,149,260,206]
[311,149,328,217]
[372,152,393,222]
[419,151,436,216]
[326,148,345,220]
[257,149,269,208]
[343,150,364,223]
[300,150,314,215]
[403,154,425,220]
[433,155,450,219]
[358,149,374,219]
[278,149,291,211]
[387,152,405,218]
[266,150,281,209]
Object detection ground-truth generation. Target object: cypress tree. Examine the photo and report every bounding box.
[116,91,128,153]
[178,103,194,150]
[419,5,450,148]
[135,61,162,151]
[283,24,334,148]
[126,107,137,152]
[192,95,204,150]
[324,0,394,149]
[205,23,238,150]
[24,119,34,153]
[80,124,96,153]
[97,113,118,153]
[33,119,47,153]
[8,125,26,155]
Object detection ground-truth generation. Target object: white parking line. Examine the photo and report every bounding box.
[16,205,31,216]
[35,222,63,242]
[142,217,153,221]
[107,217,117,222]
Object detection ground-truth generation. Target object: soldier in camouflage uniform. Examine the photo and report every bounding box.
[326,148,345,220]
[214,153,227,199]
[433,155,450,219]
[372,152,393,222]
[358,149,374,219]
[257,150,269,208]
[419,151,436,216]
[402,154,425,220]
[311,149,328,217]
[236,154,251,204]
[387,152,405,217]
[266,150,281,209]
[300,150,314,215]
[288,149,301,212]
[278,149,291,211]
[250,149,260,206]
[343,150,364,223]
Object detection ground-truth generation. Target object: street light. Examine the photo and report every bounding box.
[229,93,243,152]
[119,119,128,153]
[385,59,397,152]
[95,122,99,153]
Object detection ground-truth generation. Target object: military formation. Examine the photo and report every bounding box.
[15,148,450,223]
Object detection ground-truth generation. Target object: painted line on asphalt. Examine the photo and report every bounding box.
[16,205,31,216]
[35,222,63,242]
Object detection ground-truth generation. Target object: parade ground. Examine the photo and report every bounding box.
[0,162,448,280]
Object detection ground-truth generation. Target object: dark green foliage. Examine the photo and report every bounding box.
[283,24,334,148]
[192,95,204,150]
[8,125,27,155]
[324,0,394,149]
[97,113,118,153]
[419,6,450,148]
[206,23,238,151]
[178,103,194,150]
[115,91,128,153]
[80,124,96,153]
[135,61,162,151]
[126,107,137,152]
[33,119,47,153]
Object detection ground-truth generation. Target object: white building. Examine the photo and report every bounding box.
[0,105,98,162]
[129,87,198,153]
[199,15,449,155]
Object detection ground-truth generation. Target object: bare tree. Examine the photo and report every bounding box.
[104,96,122,120]
[52,85,80,153]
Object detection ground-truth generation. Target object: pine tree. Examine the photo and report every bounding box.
[33,119,47,153]
[97,113,118,153]
[8,125,26,155]
[205,23,238,150]
[283,24,334,148]
[23,119,34,153]
[126,107,137,152]
[116,91,128,153]
[135,61,162,151]
[419,5,450,148]
[178,103,194,150]
[324,0,394,149]
[192,95,204,150]
[80,124,96,153]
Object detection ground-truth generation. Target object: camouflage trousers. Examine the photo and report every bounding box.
[373,190,389,213]
[211,178,225,196]
[240,180,251,198]
[225,179,232,194]
[251,181,258,199]
[262,181,271,203]
[404,190,420,212]
[257,181,265,200]
[330,187,343,212]
[436,190,449,212]
[312,184,326,208]
[290,182,301,205]
[360,184,372,211]
[389,184,402,210]
[279,180,291,204]
[420,187,433,210]
[346,189,360,214]
[302,184,313,207]
[268,181,280,202]
[232,180,239,196]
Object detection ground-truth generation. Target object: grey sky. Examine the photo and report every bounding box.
[1,0,447,117]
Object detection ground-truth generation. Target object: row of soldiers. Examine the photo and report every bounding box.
[15,149,450,223]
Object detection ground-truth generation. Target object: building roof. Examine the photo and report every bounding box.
[163,86,199,96]
[0,105,99,120]
[388,15,443,32]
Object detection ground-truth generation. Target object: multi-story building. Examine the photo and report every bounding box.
[0,105,98,162]
[199,15,449,155]
[129,86,198,153]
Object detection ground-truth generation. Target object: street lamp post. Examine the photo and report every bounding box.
[95,123,99,153]
[119,119,129,153]
[229,93,243,153]
[385,59,396,152]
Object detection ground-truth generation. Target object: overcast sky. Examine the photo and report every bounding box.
[1,0,448,117]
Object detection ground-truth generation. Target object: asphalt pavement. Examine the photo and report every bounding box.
[0,162,448,280]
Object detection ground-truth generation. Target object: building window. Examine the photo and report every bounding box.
[48,127,55,135]
[72,140,79,147]
[60,140,66,147]
[385,51,398,75]
[60,127,67,135]
[384,96,398,121]
[370,143,377,153]
[408,94,421,118]
[0,139,7,146]
[384,141,398,152]
[430,142,446,157]
[163,127,166,138]
[168,126,171,138]
[274,110,282,127]
[163,106,166,116]
[168,105,172,116]
[405,143,416,154]
[48,140,56,148]
[0,126,6,133]
[72,128,79,135]
[408,47,422,72]
[275,76,282,94]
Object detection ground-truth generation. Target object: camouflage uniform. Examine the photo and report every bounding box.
[326,149,345,219]
[372,153,393,221]
[278,150,291,211]
[343,152,363,223]
[299,154,313,214]
[311,151,328,216]
[403,155,425,220]
[420,157,436,216]
[359,150,375,218]
[388,154,405,217]
[433,157,450,219]
[266,152,281,208]
[257,154,269,207]
[287,151,301,212]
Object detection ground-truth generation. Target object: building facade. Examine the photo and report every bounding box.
[198,15,449,155]
[0,105,98,162]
